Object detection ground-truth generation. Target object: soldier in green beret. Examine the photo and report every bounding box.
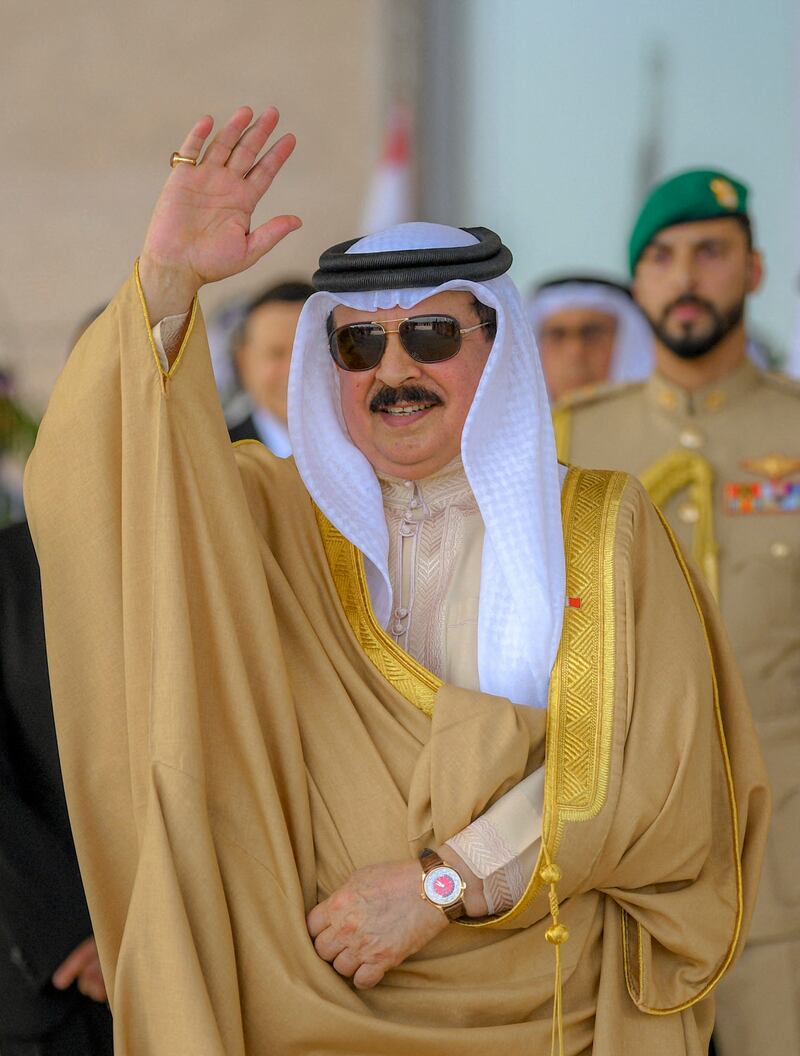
[554,167,799,1056]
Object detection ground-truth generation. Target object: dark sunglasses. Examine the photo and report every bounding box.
[328,314,490,372]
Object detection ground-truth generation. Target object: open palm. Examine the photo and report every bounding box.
[141,106,300,317]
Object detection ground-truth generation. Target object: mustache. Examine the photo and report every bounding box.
[369,385,443,413]
[661,294,718,322]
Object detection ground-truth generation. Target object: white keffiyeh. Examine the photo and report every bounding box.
[527,280,655,386]
[288,223,565,709]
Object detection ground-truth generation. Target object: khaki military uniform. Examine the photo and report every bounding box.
[554,359,800,1056]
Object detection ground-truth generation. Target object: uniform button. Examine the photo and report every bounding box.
[679,426,705,450]
[678,501,700,524]
[658,390,679,410]
[770,542,790,559]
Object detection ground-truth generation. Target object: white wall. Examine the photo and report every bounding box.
[458,0,796,360]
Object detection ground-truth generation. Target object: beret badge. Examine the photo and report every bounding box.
[709,178,739,210]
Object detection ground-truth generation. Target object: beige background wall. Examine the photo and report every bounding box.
[1,0,390,409]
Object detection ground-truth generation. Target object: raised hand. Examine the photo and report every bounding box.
[139,106,301,322]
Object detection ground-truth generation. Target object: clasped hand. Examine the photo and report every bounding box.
[306,860,449,990]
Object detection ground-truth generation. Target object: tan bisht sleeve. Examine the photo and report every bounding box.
[24,266,314,1055]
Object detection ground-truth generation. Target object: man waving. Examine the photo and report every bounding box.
[26,108,767,1055]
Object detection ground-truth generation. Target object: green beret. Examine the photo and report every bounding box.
[628,168,749,274]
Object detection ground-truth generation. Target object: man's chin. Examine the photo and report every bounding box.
[651,296,745,361]
[367,436,458,480]
[655,316,721,360]
[661,331,720,360]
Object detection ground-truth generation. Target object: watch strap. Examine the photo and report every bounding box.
[419,847,444,872]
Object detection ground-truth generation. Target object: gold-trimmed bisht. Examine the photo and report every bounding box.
[133,258,198,387]
[314,468,627,1056]
[618,507,743,1015]
[313,504,442,715]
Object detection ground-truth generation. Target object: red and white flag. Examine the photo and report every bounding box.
[361,104,415,235]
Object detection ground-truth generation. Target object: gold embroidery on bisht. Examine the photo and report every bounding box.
[547,468,625,826]
[313,504,442,715]
[461,467,626,931]
[460,467,626,1056]
[316,467,626,982]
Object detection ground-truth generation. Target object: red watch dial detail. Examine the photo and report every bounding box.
[433,873,456,898]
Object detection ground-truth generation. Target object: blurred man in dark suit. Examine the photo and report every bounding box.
[0,520,113,1055]
[228,280,314,453]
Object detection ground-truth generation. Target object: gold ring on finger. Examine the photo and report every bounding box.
[170,152,198,168]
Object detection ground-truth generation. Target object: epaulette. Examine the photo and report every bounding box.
[552,379,644,413]
[762,370,800,399]
[551,381,644,463]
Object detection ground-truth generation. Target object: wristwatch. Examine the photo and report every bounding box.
[419,847,466,921]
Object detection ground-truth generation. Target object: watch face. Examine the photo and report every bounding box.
[423,865,463,907]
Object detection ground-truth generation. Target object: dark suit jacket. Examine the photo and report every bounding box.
[0,521,111,1041]
[227,414,260,445]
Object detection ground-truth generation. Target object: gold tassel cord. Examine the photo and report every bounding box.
[639,449,719,601]
[539,844,568,1056]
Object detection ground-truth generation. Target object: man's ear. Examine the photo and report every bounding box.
[746,249,764,295]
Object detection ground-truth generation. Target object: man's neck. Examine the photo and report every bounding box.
[653,325,747,391]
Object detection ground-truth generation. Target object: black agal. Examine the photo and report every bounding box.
[312,227,513,293]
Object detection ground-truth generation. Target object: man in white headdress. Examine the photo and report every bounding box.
[25,107,767,1056]
[527,275,654,402]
